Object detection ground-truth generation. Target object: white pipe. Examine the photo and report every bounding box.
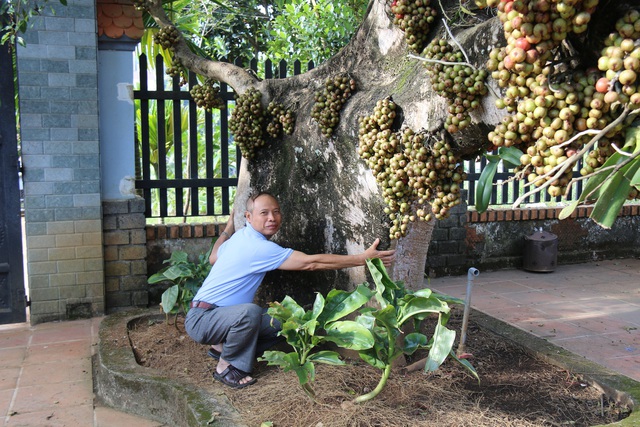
[458,267,479,356]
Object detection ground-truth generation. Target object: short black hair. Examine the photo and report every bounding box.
[245,191,278,212]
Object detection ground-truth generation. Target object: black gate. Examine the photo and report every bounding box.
[0,37,27,324]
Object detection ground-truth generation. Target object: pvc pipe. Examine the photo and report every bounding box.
[457,267,480,356]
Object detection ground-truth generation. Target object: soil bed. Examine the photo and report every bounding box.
[128,310,630,427]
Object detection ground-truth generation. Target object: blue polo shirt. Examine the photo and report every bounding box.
[193,223,294,306]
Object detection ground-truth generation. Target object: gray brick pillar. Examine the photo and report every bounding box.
[103,197,148,312]
[17,0,105,323]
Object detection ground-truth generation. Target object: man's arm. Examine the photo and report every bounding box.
[209,210,235,265]
[278,238,395,271]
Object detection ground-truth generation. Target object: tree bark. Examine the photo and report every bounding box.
[143,0,508,304]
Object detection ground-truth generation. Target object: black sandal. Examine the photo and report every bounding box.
[213,365,257,389]
[207,348,221,360]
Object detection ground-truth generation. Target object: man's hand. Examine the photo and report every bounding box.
[364,238,396,266]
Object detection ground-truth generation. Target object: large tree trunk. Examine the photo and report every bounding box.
[144,0,503,304]
[147,0,631,305]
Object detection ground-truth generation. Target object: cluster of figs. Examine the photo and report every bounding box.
[358,98,466,239]
[484,0,640,200]
[311,74,357,137]
[390,0,438,53]
[422,38,489,134]
[190,79,225,111]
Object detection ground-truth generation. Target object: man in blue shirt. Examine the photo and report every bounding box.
[185,192,396,389]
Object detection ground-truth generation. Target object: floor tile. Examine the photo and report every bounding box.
[0,368,20,392]
[23,340,91,365]
[11,380,93,414]
[30,323,92,346]
[0,389,15,418]
[0,348,27,369]
[4,403,94,427]
[19,358,92,387]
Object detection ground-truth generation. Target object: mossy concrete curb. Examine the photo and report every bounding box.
[93,308,246,427]
[471,308,639,427]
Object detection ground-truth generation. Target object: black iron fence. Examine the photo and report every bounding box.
[134,54,584,219]
[134,54,314,219]
[464,156,585,208]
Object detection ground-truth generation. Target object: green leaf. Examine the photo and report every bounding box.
[475,159,499,213]
[449,350,480,383]
[162,264,194,281]
[558,200,580,220]
[397,295,450,326]
[357,348,386,369]
[403,332,428,355]
[424,320,456,372]
[371,304,398,330]
[324,321,374,350]
[166,251,189,264]
[590,157,640,228]
[366,258,401,308]
[498,146,523,169]
[161,285,179,314]
[318,284,373,325]
[307,350,345,365]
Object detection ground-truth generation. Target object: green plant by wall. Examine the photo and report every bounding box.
[148,249,212,323]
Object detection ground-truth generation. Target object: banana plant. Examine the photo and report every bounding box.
[259,284,375,402]
[352,258,479,403]
[147,249,212,323]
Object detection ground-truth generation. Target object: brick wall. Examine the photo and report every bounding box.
[145,223,223,305]
[427,196,640,277]
[103,197,148,312]
[17,0,105,323]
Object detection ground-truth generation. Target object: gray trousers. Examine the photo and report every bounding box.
[184,303,283,373]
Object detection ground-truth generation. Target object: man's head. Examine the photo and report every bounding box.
[245,192,282,238]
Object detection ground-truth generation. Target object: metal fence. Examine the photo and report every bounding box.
[463,156,585,208]
[134,54,584,219]
[134,55,314,219]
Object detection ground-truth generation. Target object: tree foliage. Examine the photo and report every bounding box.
[1,0,67,46]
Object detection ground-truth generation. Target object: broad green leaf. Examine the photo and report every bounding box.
[498,146,523,169]
[590,161,640,228]
[430,292,464,306]
[161,285,179,314]
[357,348,386,369]
[325,321,374,350]
[280,295,306,319]
[166,251,189,265]
[412,288,432,298]
[319,284,374,325]
[259,351,315,385]
[307,350,345,365]
[558,200,580,220]
[424,320,456,372]
[371,305,398,330]
[397,295,450,326]
[403,332,428,355]
[475,159,499,213]
[162,264,194,281]
[366,258,400,308]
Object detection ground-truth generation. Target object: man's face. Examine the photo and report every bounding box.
[245,194,282,238]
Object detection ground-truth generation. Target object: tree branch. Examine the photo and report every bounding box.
[145,0,259,93]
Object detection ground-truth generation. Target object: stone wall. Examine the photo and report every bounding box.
[427,199,640,277]
[17,0,105,323]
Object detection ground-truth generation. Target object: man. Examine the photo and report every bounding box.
[185,192,396,389]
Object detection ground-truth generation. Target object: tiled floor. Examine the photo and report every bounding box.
[429,258,640,382]
[0,317,164,426]
[0,258,638,426]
